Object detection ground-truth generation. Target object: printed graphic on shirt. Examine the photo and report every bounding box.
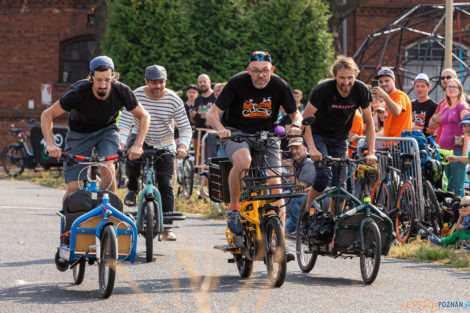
[330,95,357,110]
[413,111,426,127]
[198,102,214,113]
[242,97,272,118]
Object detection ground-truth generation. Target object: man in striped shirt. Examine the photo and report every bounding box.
[118,65,192,241]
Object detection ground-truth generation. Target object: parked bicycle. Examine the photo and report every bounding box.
[54,151,138,298]
[176,154,195,200]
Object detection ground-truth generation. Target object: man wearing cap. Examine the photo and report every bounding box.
[206,51,302,236]
[284,137,315,236]
[41,56,150,202]
[118,65,192,241]
[302,55,377,211]
[372,67,412,137]
[411,73,437,135]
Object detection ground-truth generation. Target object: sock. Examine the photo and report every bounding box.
[228,204,240,212]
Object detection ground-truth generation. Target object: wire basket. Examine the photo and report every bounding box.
[209,157,232,203]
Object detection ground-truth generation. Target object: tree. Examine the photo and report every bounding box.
[102,0,197,90]
[250,0,334,97]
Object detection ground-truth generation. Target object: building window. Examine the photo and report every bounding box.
[60,36,97,84]
[405,39,469,63]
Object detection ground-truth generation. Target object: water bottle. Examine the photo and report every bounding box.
[441,223,450,238]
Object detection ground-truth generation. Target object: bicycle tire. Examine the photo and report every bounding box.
[360,221,381,284]
[2,144,25,177]
[396,181,415,243]
[371,181,391,214]
[181,158,194,199]
[264,216,287,288]
[235,255,253,278]
[99,224,117,298]
[295,198,317,273]
[72,258,86,285]
[144,201,154,262]
[423,179,443,235]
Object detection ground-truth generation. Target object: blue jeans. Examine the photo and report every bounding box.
[285,194,306,234]
[312,134,348,192]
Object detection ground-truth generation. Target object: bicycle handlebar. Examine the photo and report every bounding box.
[57,151,127,163]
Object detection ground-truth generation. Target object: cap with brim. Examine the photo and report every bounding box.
[414,73,430,84]
[288,137,304,147]
[145,65,167,81]
[375,68,395,80]
[187,84,198,91]
[89,56,114,75]
[459,113,470,125]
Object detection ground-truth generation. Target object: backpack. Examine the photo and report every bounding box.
[307,211,335,244]
[401,130,427,152]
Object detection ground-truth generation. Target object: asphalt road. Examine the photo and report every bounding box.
[1,180,469,313]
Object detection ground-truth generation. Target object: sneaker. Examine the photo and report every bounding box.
[286,252,295,262]
[462,244,470,253]
[162,230,176,241]
[428,235,441,246]
[286,231,296,240]
[227,209,243,235]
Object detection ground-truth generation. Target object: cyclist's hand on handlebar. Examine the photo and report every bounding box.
[365,153,377,165]
[128,144,143,161]
[309,147,322,161]
[46,145,61,159]
[217,128,231,140]
[290,125,302,135]
[176,148,187,159]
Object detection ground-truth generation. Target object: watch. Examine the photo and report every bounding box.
[291,123,301,128]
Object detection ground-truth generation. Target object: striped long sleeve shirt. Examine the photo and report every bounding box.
[118,87,192,152]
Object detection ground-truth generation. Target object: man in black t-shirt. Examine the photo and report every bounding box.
[302,55,377,210]
[411,73,437,135]
[206,51,302,236]
[41,56,150,202]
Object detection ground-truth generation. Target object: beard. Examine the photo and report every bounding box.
[199,86,209,93]
[338,83,352,95]
[252,77,269,89]
[97,89,107,97]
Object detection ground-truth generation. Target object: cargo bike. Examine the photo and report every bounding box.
[296,156,394,284]
[54,151,138,298]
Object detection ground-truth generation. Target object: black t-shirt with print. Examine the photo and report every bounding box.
[309,79,371,140]
[194,93,216,129]
[216,72,297,133]
[411,98,437,133]
[60,79,138,133]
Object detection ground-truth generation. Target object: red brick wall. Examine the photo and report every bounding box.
[0,0,93,147]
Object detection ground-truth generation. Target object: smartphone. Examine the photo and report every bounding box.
[371,80,379,87]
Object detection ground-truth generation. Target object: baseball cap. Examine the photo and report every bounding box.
[375,68,395,80]
[145,65,167,81]
[459,113,470,125]
[288,137,304,147]
[249,51,272,63]
[187,84,198,91]
[375,102,386,112]
[414,73,430,84]
[89,56,114,75]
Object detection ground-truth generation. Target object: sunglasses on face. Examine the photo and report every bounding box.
[441,76,452,80]
[460,203,470,208]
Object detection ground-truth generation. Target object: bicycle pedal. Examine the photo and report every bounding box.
[227,258,235,263]
[214,245,239,252]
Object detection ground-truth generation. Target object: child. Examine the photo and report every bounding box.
[429,196,470,248]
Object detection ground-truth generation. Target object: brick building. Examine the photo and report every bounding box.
[0,0,468,148]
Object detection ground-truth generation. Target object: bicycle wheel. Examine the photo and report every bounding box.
[396,181,415,243]
[360,221,381,284]
[371,181,391,214]
[264,217,287,287]
[99,224,117,298]
[423,179,443,235]
[2,144,25,177]
[144,201,154,262]
[295,198,317,273]
[72,258,86,285]
[181,158,194,199]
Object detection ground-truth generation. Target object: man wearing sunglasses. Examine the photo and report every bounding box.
[429,196,470,250]
[41,56,150,203]
[428,68,458,143]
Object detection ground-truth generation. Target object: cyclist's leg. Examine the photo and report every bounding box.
[306,135,331,210]
[154,152,176,217]
[124,134,141,197]
[327,137,348,212]
[95,124,120,192]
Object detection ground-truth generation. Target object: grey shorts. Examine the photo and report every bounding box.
[222,127,281,168]
[63,124,120,183]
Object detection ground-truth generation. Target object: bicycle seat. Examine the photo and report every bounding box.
[10,128,23,134]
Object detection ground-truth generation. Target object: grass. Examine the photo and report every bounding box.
[388,237,470,270]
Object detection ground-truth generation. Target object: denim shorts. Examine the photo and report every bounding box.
[63,124,120,183]
[222,127,281,168]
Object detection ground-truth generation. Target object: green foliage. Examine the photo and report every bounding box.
[102,0,334,95]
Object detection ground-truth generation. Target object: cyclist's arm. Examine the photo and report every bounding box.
[362,106,376,156]
[302,101,321,160]
[288,110,303,134]
[207,104,231,139]
[128,104,150,160]
[41,100,67,158]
